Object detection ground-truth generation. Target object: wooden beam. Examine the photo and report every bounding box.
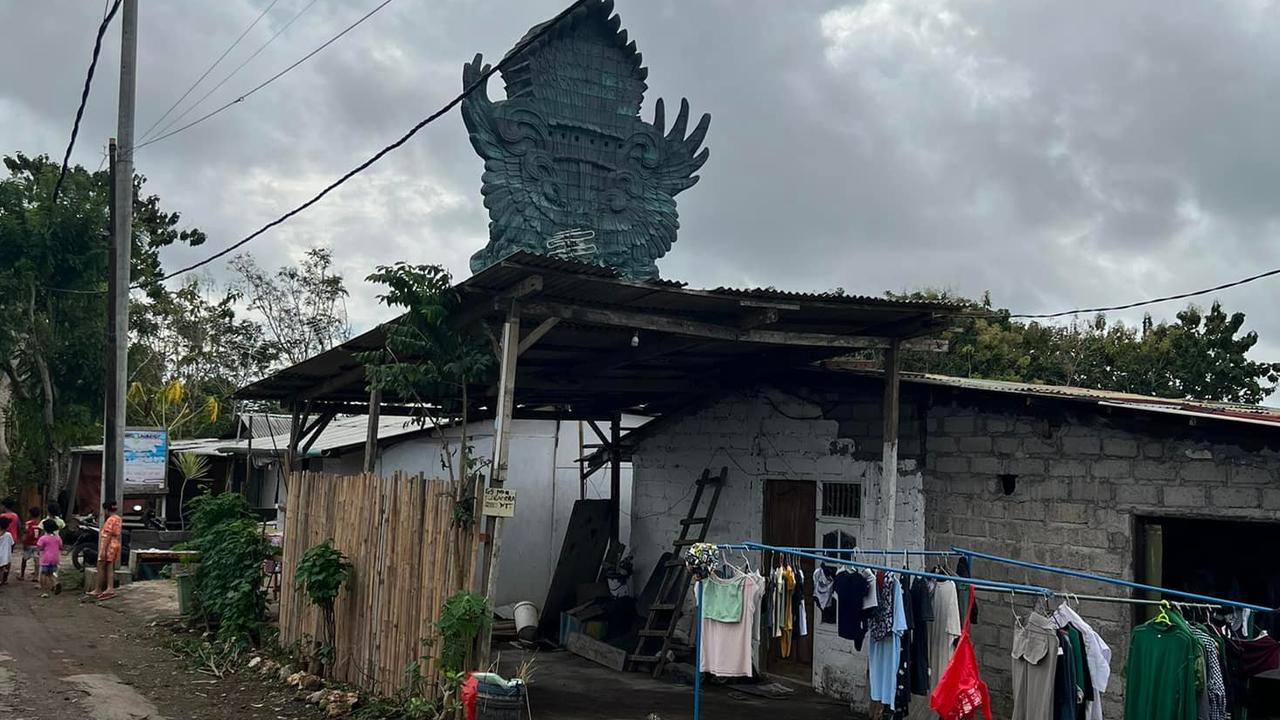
[363,387,381,473]
[517,317,560,356]
[479,303,521,665]
[738,308,779,329]
[520,300,924,350]
[881,340,901,548]
[493,275,543,304]
[569,336,705,375]
[609,411,622,543]
[299,411,336,456]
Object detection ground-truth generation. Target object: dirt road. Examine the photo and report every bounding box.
[0,573,320,720]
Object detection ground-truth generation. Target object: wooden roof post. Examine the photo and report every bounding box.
[881,340,901,549]
[479,302,521,665]
[610,411,622,543]
[363,387,381,474]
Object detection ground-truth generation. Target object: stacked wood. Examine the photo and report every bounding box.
[279,471,472,698]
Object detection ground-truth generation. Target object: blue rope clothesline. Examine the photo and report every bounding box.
[953,546,1277,614]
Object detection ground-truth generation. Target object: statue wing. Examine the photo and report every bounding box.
[608,98,711,274]
[462,54,561,250]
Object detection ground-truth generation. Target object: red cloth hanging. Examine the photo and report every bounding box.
[460,673,479,720]
[929,586,993,720]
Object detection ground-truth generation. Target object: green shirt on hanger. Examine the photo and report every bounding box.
[1124,620,1201,720]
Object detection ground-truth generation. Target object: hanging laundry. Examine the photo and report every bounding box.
[833,568,873,650]
[868,574,908,710]
[699,572,765,678]
[1123,607,1203,720]
[814,566,837,624]
[930,586,992,720]
[779,563,796,657]
[1011,610,1059,720]
[909,576,934,696]
[892,575,914,718]
[701,573,746,623]
[1053,630,1078,720]
[1187,624,1226,720]
[1062,623,1092,720]
[1052,602,1112,720]
[929,579,963,693]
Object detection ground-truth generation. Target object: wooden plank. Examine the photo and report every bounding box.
[517,317,560,355]
[881,340,901,548]
[520,300,935,350]
[567,632,627,672]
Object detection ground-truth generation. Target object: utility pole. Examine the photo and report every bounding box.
[103,0,137,522]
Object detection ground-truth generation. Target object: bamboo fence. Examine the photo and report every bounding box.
[279,471,473,697]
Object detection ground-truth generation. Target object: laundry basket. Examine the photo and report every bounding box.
[474,678,525,720]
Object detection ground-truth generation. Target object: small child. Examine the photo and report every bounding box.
[37,519,62,597]
[0,517,12,586]
[20,507,40,581]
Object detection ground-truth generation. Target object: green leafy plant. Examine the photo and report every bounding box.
[183,493,271,643]
[295,539,353,676]
[436,592,490,675]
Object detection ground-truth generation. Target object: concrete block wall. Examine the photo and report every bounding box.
[924,399,1280,718]
[631,385,923,712]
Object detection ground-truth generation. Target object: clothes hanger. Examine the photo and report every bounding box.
[1154,600,1173,625]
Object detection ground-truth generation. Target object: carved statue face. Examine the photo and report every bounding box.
[461,0,710,280]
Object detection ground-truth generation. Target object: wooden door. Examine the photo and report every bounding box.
[763,479,816,679]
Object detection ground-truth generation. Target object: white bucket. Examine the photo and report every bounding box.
[513,601,539,641]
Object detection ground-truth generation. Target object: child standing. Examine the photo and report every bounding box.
[37,519,62,597]
[20,507,40,581]
[0,517,12,586]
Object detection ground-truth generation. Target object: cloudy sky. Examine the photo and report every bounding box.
[4,0,1280,358]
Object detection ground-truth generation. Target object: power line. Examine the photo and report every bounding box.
[142,0,594,287]
[136,0,282,144]
[52,0,123,204]
[1009,266,1280,319]
[137,0,391,150]
[141,0,321,145]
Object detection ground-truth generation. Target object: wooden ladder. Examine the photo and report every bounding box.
[627,466,728,677]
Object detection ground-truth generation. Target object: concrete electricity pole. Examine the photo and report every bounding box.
[103,0,137,521]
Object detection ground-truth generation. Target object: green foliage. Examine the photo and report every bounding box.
[295,538,353,673]
[0,152,203,493]
[436,592,490,674]
[190,518,273,643]
[359,263,494,415]
[295,539,353,608]
[186,492,255,538]
[889,291,1279,404]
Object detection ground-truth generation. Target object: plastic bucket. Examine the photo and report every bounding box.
[512,602,539,641]
[475,687,524,720]
[176,573,196,616]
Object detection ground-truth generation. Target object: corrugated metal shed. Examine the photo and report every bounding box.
[236,252,970,416]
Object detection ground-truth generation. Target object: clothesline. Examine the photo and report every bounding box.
[954,546,1277,614]
[721,542,1051,595]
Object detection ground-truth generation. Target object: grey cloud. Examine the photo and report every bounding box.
[4,0,1280,365]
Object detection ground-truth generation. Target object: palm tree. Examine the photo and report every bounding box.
[173,451,211,530]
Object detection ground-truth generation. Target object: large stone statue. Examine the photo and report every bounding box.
[462,0,711,280]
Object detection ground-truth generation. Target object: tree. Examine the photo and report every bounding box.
[229,248,351,366]
[0,153,204,498]
[360,263,495,589]
[889,290,1279,403]
[129,276,278,438]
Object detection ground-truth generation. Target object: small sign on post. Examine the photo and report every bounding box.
[483,487,517,518]
[123,427,169,495]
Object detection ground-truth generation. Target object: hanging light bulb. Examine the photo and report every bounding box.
[631,331,640,348]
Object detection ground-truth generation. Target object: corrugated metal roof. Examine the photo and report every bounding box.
[902,373,1280,428]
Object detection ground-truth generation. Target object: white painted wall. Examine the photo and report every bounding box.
[329,418,634,609]
[630,387,924,711]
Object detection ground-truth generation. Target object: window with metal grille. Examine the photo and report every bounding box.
[821,482,861,519]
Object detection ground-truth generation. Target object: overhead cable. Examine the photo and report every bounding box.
[136,0,389,150]
[140,0,320,144]
[136,0,282,144]
[1010,265,1280,319]
[52,0,123,204]
[142,0,594,287]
